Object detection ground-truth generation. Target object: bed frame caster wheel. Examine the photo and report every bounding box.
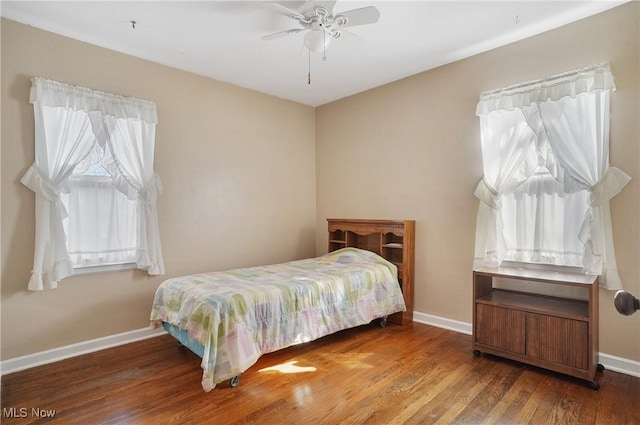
[589,380,600,391]
[379,316,388,328]
[472,350,481,357]
[230,375,240,388]
[597,363,605,372]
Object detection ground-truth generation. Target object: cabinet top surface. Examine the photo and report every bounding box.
[474,266,598,285]
[327,218,415,224]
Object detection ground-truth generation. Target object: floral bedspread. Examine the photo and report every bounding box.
[150,247,406,391]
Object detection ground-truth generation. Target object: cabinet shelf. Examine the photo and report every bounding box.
[476,289,589,321]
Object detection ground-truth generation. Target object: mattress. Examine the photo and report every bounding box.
[162,321,205,358]
[150,247,406,391]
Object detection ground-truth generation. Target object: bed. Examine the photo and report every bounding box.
[150,247,406,391]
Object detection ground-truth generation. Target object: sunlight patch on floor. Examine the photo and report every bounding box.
[259,360,317,374]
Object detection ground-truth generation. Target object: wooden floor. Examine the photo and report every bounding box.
[2,322,639,425]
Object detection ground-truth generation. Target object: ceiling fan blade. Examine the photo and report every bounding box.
[337,28,360,39]
[265,2,306,20]
[334,6,380,28]
[262,28,305,40]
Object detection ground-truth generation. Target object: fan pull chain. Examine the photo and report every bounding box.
[308,50,311,85]
[322,29,327,61]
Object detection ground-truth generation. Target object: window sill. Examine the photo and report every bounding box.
[72,262,137,275]
[500,261,583,274]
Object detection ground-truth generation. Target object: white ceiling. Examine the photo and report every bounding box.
[0,1,628,106]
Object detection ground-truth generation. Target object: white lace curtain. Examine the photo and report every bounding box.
[21,77,165,290]
[473,63,630,290]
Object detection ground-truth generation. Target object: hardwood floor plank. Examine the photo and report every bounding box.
[426,353,505,425]
[593,370,636,425]
[480,368,544,425]
[392,361,475,424]
[441,355,521,425]
[2,323,638,424]
[626,375,640,425]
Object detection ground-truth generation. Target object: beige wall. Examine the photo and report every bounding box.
[0,18,316,360]
[316,2,640,361]
[2,2,639,366]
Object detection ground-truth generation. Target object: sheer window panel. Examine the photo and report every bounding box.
[501,170,589,267]
[61,175,138,269]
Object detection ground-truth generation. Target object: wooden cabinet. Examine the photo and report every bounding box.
[472,267,601,389]
[327,219,415,325]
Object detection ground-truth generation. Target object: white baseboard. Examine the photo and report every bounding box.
[2,315,639,380]
[598,352,640,378]
[0,327,166,376]
[413,310,640,379]
[413,311,473,335]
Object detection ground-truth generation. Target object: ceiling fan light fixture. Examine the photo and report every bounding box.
[334,15,348,26]
[304,29,331,52]
[314,7,329,17]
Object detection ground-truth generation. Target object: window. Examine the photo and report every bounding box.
[473,63,630,290]
[21,77,165,290]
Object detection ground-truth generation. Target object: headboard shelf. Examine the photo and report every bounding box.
[327,218,415,325]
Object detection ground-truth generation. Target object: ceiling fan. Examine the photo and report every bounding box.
[262,1,381,54]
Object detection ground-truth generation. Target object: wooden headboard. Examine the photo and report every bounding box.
[327,218,415,325]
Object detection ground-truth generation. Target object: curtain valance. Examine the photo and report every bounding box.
[476,62,616,115]
[30,77,158,124]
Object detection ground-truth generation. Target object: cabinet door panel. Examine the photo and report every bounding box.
[475,304,525,354]
[526,313,588,370]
